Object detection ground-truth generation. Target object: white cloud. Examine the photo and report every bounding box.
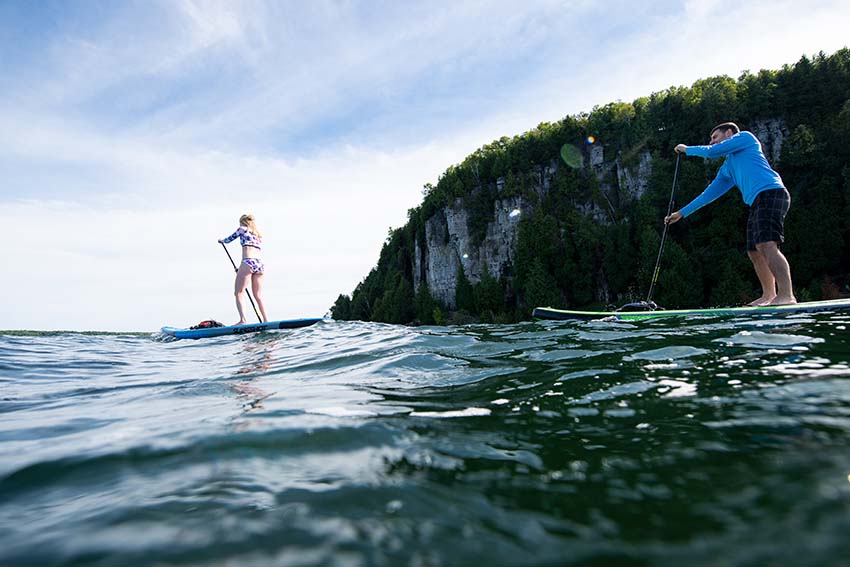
[177,0,251,48]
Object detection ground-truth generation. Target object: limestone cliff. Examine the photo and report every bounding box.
[414,195,527,308]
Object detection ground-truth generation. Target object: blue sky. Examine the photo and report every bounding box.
[1,0,848,331]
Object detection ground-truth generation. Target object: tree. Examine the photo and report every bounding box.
[415,285,438,325]
[331,294,352,320]
[473,270,504,319]
[455,265,475,313]
[523,257,561,312]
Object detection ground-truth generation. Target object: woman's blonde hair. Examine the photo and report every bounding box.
[239,214,262,239]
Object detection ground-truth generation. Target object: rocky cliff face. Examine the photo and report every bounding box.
[750,118,789,164]
[414,195,527,308]
[413,118,789,308]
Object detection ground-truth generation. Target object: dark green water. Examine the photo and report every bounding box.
[2,314,850,566]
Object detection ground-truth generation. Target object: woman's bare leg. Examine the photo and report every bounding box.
[234,264,252,325]
[251,272,268,322]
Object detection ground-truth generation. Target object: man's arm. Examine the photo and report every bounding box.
[677,163,735,218]
[685,132,756,159]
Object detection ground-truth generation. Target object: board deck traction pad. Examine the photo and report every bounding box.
[161,317,323,339]
[532,298,850,321]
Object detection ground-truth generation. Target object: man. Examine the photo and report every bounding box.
[665,122,795,306]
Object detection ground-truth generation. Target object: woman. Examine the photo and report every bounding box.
[219,214,269,324]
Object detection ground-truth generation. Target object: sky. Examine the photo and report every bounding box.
[1,0,848,331]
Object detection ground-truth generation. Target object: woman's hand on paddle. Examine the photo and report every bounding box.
[674,144,687,154]
[665,211,683,225]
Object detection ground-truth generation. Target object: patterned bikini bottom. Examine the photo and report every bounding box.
[241,258,264,274]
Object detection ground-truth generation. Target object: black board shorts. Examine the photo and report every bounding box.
[747,188,790,251]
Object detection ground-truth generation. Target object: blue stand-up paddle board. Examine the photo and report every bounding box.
[161,317,323,339]
[533,298,850,322]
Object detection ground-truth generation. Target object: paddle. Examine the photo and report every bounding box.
[644,152,681,307]
[220,242,262,323]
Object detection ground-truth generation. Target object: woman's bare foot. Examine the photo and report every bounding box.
[768,296,797,306]
[747,296,775,306]
[233,320,247,326]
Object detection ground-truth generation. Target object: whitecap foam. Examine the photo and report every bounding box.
[410,407,491,418]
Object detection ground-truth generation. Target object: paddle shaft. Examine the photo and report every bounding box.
[220,242,262,323]
[646,153,681,304]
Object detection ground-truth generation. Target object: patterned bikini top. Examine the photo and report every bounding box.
[222,227,261,249]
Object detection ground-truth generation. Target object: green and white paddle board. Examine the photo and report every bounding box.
[533,298,850,322]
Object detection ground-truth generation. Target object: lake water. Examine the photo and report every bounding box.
[2,313,850,565]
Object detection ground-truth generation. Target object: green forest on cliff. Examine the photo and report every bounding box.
[332,49,850,324]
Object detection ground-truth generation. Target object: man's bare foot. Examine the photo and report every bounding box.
[747,296,775,306]
[768,296,797,306]
[233,320,247,326]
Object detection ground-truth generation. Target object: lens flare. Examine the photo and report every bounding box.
[559,144,583,169]
[509,208,521,218]
[586,135,596,144]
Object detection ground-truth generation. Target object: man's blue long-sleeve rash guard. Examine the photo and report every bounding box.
[679,131,786,218]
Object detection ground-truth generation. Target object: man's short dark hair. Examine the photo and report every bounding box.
[710,122,740,136]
